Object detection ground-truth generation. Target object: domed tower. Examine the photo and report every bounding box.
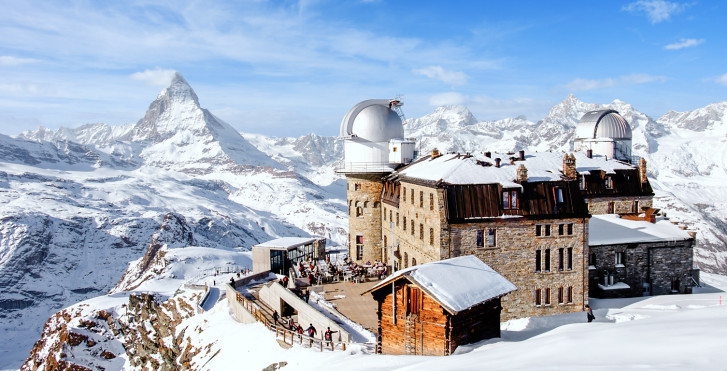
[574,110,632,162]
[340,99,415,263]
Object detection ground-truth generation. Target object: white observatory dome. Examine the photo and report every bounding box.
[575,110,632,140]
[340,99,404,141]
[339,99,414,173]
[574,109,633,162]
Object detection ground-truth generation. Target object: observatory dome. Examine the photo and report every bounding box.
[575,110,632,140]
[340,99,404,142]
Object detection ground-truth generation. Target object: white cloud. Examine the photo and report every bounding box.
[566,74,665,91]
[0,56,39,66]
[130,68,178,87]
[622,0,688,23]
[716,74,727,86]
[664,38,704,50]
[414,66,468,86]
[429,92,469,106]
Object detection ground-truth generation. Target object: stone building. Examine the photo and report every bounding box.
[588,214,696,298]
[339,102,695,321]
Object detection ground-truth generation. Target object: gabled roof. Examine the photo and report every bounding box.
[364,256,516,314]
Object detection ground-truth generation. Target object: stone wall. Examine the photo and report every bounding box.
[587,196,653,215]
[347,174,385,263]
[450,217,589,320]
[381,182,446,268]
[589,238,695,298]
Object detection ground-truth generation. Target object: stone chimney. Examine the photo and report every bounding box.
[517,164,528,182]
[563,153,577,179]
[519,150,525,161]
[586,149,592,158]
[495,158,501,168]
[432,148,440,158]
[639,158,648,183]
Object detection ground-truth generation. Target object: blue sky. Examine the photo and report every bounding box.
[0,0,725,137]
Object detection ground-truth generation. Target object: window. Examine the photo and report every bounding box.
[535,289,541,306]
[419,191,423,208]
[430,193,434,210]
[411,189,414,205]
[354,183,361,191]
[411,220,414,235]
[383,207,387,221]
[579,175,587,190]
[567,248,573,271]
[558,224,564,236]
[503,190,519,209]
[558,287,564,304]
[407,286,422,315]
[403,187,406,202]
[633,200,639,213]
[535,250,541,273]
[567,286,573,303]
[608,201,614,214]
[554,187,564,204]
[545,225,551,237]
[403,217,407,231]
[412,258,417,266]
[488,229,496,247]
[589,253,596,266]
[567,223,573,235]
[544,288,551,305]
[544,249,551,272]
[558,248,564,271]
[419,224,423,240]
[605,176,613,190]
[384,235,387,247]
[476,230,484,247]
[536,225,542,236]
[615,251,625,266]
[355,236,364,260]
[396,212,399,227]
[356,207,363,217]
[404,252,408,268]
[389,210,392,222]
[430,228,434,245]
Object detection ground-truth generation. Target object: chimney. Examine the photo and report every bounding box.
[586,149,592,158]
[639,158,648,183]
[517,164,528,182]
[509,157,516,165]
[563,153,577,179]
[519,150,525,161]
[485,151,491,158]
[495,158,501,168]
[432,148,440,158]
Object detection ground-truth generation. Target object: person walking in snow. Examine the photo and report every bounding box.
[297,325,304,334]
[272,310,279,324]
[306,324,317,338]
[304,289,310,303]
[324,327,337,345]
[282,276,289,288]
[585,304,595,323]
[288,317,296,330]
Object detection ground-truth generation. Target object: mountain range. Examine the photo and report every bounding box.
[0,73,725,368]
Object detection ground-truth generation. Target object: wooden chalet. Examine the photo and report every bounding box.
[363,256,516,356]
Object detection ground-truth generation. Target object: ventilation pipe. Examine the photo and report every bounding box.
[586,149,593,158]
[519,150,525,161]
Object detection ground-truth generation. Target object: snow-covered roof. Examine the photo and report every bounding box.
[397,151,634,188]
[366,255,516,314]
[589,214,693,246]
[254,237,319,250]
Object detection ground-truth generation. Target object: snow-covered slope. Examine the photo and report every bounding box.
[0,74,348,370]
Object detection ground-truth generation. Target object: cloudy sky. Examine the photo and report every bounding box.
[1,0,725,137]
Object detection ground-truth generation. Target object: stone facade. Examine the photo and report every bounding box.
[587,196,653,215]
[347,173,386,263]
[589,238,695,298]
[383,180,589,321]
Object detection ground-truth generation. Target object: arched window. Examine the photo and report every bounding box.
[356,207,363,217]
[412,258,417,266]
[404,252,409,268]
[373,201,380,208]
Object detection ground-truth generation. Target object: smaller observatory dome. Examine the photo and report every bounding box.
[340,99,404,142]
[576,110,632,140]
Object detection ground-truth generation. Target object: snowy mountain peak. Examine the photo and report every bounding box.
[158,72,200,107]
[658,101,727,132]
